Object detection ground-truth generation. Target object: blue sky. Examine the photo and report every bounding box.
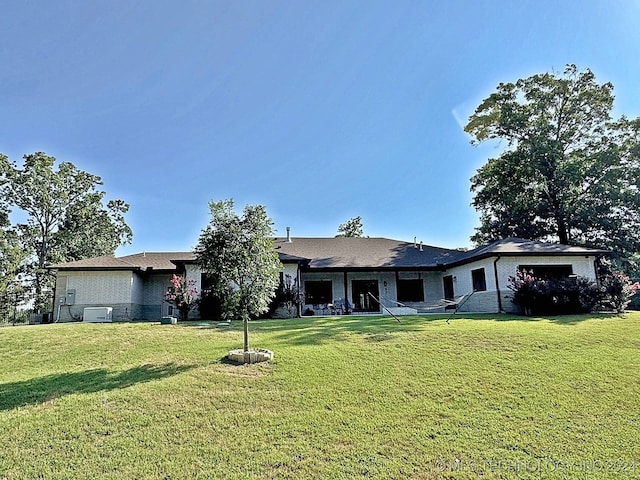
[2,1,639,255]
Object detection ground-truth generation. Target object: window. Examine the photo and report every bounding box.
[304,281,332,304]
[397,279,424,302]
[519,265,573,279]
[471,268,487,292]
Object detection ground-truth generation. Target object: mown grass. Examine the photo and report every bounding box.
[1,313,639,479]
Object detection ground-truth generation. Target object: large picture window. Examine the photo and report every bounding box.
[397,279,424,302]
[471,268,487,292]
[304,280,332,304]
[519,265,573,279]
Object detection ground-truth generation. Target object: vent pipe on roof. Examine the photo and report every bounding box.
[414,237,417,248]
[419,241,423,252]
[286,227,292,243]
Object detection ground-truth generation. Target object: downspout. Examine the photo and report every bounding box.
[493,256,503,313]
[344,271,348,308]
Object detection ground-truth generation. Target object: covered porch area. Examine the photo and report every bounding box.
[299,270,446,316]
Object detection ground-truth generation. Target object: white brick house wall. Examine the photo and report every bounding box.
[495,255,597,281]
[496,255,598,313]
[53,270,192,322]
[53,271,136,321]
[444,258,500,313]
[67,271,134,304]
[442,255,599,313]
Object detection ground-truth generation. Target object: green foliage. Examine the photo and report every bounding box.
[465,65,640,270]
[0,154,27,320]
[508,270,600,315]
[0,227,27,321]
[55,199,132,262]
[270,273,304,318]
[598,271,640,313]
[336,216,364,237]
[0,152,132,311]
[195,199,281,351]
[1,315,640,478]
[508,268,639,315]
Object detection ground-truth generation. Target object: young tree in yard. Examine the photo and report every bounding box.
[195,199,281,352]
[0,152,132,311]
[336,216,364,237]
[465,65,640,271]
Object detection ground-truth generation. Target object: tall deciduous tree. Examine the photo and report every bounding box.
[465,65,640,268]
[0,152,132,311]
[0,220,27,321]
[336,216,364,237]
[195,199,281,352]
[0,159,24,320]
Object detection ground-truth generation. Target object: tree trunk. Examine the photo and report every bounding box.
[243,315,250,352]
[36,228,49,313]
[557,216,569,244]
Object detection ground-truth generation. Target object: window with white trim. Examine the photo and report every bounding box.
[471,268,487,292]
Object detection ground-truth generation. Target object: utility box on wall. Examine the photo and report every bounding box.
[65,289,76,305]
[83,307,113,323]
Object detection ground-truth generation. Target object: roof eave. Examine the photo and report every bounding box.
[444,250,609,269]
[47,266,142,272]
[302,265,444,272]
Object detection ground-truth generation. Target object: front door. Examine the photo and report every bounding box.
[443,275,454,300]
[352,280,380,312]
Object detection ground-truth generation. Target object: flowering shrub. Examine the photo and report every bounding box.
[270,274,304,318]
[507,270,598,315]
[508,268,640,315]
[164,274,199,321]
[598,272,640,313]
[508,270,549,315]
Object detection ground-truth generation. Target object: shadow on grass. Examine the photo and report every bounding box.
[246,312,626,346]
[249,315,443,346]
[0,363,193,411]
[493,312,622,325]
[178,320,233,329]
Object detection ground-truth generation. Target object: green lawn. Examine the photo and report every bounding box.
[1,313,639,479]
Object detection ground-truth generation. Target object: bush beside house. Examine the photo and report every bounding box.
[508,269,640,315]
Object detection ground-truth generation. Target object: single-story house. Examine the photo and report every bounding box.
[48,236,607,321]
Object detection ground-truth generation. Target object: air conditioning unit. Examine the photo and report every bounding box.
[83,307,113,323]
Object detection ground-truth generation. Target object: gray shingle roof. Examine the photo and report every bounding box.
[48,237,608,272]
[274,237,465,269]
[274,237,608,270]
[447,237,609,267]
[49,252,196,271]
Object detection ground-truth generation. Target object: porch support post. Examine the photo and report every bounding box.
[343,271,348,304]
[297,263,302,317]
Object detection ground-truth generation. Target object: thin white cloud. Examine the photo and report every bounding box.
[451,107,468,131]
